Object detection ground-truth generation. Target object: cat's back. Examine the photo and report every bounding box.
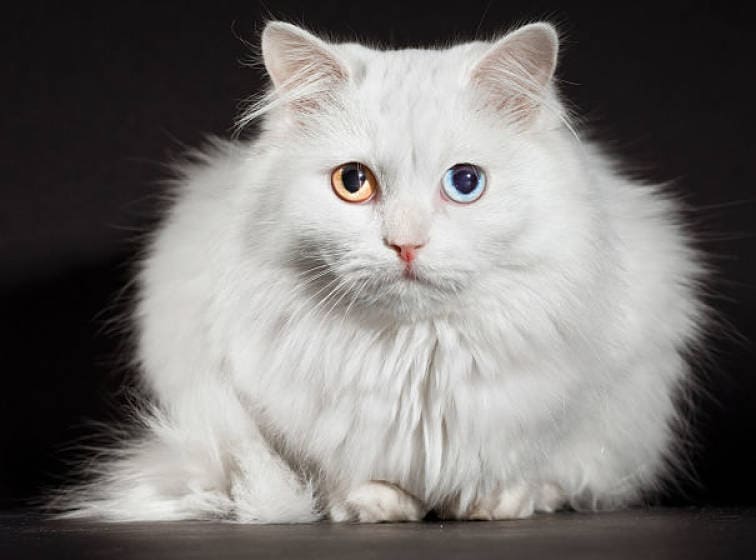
[587,147,706,356]
[136,139,258,397]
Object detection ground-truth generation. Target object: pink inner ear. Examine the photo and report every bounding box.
[262,23,350,115]
[274,45,349,93]
[470,24,558,122]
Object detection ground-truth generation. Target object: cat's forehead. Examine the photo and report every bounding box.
[333,42,491,175]
[341,42,487,100]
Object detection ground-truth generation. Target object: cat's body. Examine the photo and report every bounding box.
[59,22,705,522]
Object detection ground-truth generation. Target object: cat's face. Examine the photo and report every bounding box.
[251,23,588,321]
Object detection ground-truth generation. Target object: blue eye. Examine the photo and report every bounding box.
[442,164,486,203]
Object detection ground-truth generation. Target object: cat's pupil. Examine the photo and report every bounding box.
[342,165,366,193]
[451,166,479,195]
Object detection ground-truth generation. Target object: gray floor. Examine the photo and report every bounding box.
[2,508,754,559]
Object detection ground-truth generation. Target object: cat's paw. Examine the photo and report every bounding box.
[329,481,427,523]
[464,482,565,521]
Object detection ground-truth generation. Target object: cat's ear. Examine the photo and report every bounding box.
[469,22,559,124]
[261,22,349,112]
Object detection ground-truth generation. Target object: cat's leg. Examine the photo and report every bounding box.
[463,482,566,520]
[438,482,565,521]
[328,481,427,523]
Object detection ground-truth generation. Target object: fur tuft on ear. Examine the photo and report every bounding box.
[469,22,559,124]
[261,22,350,112]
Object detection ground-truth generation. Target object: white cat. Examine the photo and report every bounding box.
[57,21,706,523]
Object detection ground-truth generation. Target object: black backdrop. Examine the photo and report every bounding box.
[2,1,754,510]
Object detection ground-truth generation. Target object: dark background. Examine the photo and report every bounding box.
[1,1,754,511]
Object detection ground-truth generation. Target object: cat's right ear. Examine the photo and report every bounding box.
[261,22,350,112]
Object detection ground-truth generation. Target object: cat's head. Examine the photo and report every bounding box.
[246,22,593,322]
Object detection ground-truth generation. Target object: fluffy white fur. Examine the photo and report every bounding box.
[56,21,706,523]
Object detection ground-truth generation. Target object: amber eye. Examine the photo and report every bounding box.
[331,162,377,203]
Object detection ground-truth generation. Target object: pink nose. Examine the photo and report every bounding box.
[386,242,425,264]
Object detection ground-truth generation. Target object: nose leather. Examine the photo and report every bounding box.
[382,197,431,255]
[386,243,424,263]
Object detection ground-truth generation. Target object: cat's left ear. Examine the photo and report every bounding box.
[469,22,559,124]
[261,22,350,112]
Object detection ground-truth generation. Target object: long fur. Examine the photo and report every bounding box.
[51,21,707,523]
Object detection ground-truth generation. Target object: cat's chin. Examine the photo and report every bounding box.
[357,272,459,322]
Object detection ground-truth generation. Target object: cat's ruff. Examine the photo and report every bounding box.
[54,21,705,523]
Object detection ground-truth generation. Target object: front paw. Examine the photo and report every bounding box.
[462,482,565,521]
[329,481,427,523]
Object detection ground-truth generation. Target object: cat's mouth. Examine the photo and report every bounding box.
[401,264,420,281]
[395,260,437,287]
[292,248,463,315]
[395,268,459,299]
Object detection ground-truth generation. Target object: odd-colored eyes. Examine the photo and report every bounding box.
[331,162,377,203]
[442,164,486,203]
[330,162,486,204]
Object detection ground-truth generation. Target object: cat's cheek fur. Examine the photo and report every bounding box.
[53,22,707,523]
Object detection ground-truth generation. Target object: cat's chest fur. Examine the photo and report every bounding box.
[232,310,570,505]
